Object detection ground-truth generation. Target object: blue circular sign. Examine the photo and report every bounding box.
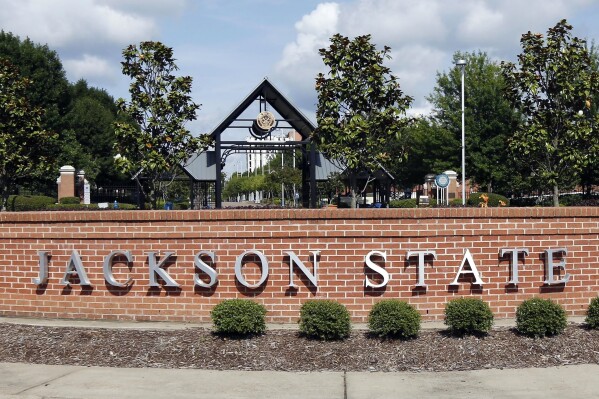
[435,173,450,188]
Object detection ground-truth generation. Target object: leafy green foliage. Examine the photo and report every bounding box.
[0,59,57,209]
[467,192,509,207]
[210,299,267,336]
[388,117,458,190]
[516,298,567,338]
[444,298,494,335]
[0,32,127,191]
[0,31,70,133]
[6,195,55,211]
[502,20,599,207]
[59,197,80,205]
[114,41,213,209]
[585,297,599,329]
[299,300,351,340]
[62,80,125,185]
[429,51,520,194]
[314,34,412,207]
[389,199,417,208]
[449,198,464,207]
[368,300,421,339]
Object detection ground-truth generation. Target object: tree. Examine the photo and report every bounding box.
[0,31,72,193]
[0,31,70,133]
[314,34,413,208]
[114,41,212,209]
[63,80,125,185]
[501,20,599,206]
[428,51,520,195]
[388,117,459,190]
[0,59,57,208]
[579,41,599,195]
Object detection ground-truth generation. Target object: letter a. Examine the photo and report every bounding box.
[450,249,484,286]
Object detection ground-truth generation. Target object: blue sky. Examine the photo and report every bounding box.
[1,0,599,136]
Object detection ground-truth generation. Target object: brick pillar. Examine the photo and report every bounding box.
[57,165,76,201]
[444,170,458,200]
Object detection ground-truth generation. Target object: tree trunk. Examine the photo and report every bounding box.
[553,184,560,207]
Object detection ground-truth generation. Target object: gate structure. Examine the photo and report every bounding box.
[188,79,320,208]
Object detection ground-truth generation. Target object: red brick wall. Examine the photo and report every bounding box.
[0,208,598,323]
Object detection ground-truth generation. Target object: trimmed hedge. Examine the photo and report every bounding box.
[444,298,494,335]
[467,192,509,207]
[516,298,567,338]
[299,300,351,340]
[389,199,417,208]
[210,299,267,336]
[7,195,56,211]
[47,204,99,211]
[59,196,80,204]
[585,296,599,329]
[46,202,137,211]
[368,300,421,339]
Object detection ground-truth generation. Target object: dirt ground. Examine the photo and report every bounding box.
[1,323,598,372]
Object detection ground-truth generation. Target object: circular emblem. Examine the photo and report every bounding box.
[435,173,450,188]
[256,111,276,131]
[251,111,277,138]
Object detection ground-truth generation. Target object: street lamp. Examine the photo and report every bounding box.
[456,59,467,205]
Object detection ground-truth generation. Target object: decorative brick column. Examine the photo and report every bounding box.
[444,170,458,200]
[57,165,76,201]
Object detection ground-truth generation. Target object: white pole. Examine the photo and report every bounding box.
[457,59,467,206]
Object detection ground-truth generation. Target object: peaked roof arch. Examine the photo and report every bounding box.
[209,78,316,140]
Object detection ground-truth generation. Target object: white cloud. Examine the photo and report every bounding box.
[98,0,188,17]
[276,2,340,72]
[339,0,447,43]
[274,2,341,112]
[63,54,118,82]
[276,0,597,116]
[0,0,157,49]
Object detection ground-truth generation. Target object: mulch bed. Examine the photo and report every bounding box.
[1,323,598,372]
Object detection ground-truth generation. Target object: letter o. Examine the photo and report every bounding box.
[235,250,269,288]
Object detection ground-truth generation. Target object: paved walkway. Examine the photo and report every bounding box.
[1,362,598,399]
[0,316,595,399]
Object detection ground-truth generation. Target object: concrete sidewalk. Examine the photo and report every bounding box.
[1,362,598,399]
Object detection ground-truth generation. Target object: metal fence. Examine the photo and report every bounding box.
[91,185,139,205]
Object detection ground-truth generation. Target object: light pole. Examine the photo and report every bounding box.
[456,59,466,205]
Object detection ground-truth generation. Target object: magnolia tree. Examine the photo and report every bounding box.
[502,20,599,206]
[0,58,56,209]
[314,34,413,208]
[114,41,212,208]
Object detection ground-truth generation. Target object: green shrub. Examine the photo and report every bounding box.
[516,298,567,338]
[368,300,421,339]
[444,298,494,335]
[449,198,464,207]
[47,204,99,211]
[7,195,56,211]
[585,296,599,329]
[467,192,509,207]
[45,203,137,211]
[299,300,351,340]
[174,201,189,210]
[113,203,137,210]
[389,198,417,208]
[210,299,267,336]
[59,196,80,204]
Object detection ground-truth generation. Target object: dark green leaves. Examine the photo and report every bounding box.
[114,41,213,208]
[501,19,599,206]
[313,34,412,206]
